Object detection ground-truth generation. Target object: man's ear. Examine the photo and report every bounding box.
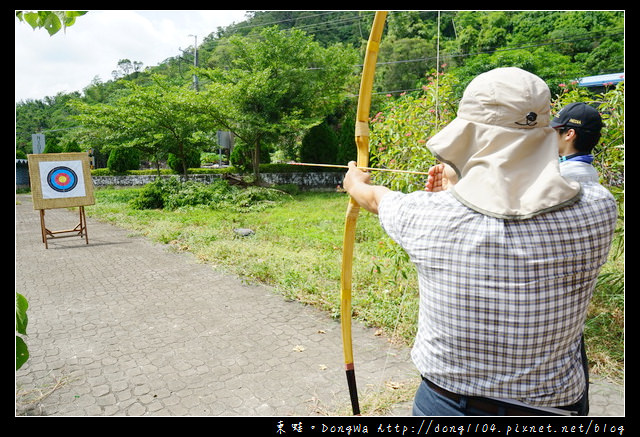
[564,128,577,141]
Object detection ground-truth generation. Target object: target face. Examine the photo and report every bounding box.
[47,166,78,192]
[38,160,86,200]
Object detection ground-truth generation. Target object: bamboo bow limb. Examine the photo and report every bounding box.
[340,10,387,416]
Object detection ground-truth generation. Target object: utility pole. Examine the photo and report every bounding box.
[189,34,198,91]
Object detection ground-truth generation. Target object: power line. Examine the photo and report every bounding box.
[229,11,352,31]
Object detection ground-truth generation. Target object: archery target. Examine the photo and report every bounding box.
[38,160,86,199]
[47,166,78,192]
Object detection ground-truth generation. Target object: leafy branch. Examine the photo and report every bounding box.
[16,293,29,370]
[16,11,87,36]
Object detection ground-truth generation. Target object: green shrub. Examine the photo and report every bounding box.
[230,140,271,172]
[129,178,167,209]
[167,150,201,173]
[107,148,141,173]
[233,186,289,210]
[300,121,338,164]
[336,116,357,164]
[272,184,300,195]
[164,180,218,210]
[129,177,290,212]
[201,152,224,165]
[61,138,82,152]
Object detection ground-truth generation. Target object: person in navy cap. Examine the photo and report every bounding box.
[552,102,604,183]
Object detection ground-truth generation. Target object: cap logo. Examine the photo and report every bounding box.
[569,118,582,125]
[515,111,538,126]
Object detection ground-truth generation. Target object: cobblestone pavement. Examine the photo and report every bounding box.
[15,195,623,417]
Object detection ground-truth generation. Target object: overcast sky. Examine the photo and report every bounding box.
[15,10,248,103]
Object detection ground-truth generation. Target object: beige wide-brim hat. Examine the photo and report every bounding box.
[427,67,582,219]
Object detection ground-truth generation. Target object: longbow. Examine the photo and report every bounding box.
[340,10,387,416]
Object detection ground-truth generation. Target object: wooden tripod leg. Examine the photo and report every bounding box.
[80,206,89,244]
[39,209,48,249]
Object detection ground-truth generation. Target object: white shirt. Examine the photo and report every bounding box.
[560,160,600,184]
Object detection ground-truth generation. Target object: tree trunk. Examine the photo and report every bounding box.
[178,141,189,181]
[182,158,189,181]
[252,135,262,183]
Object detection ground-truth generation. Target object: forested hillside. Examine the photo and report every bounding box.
[16,10,624,169]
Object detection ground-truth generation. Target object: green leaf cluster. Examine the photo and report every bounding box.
[369,71,458,192]
[16,293,29,370]
[16,11,87,36]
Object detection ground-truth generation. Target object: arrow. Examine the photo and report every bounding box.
[288,162,429,176]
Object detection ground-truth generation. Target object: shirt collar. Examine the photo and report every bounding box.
[559,153,594,164]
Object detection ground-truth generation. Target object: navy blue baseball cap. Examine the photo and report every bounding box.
[550,102,603,132]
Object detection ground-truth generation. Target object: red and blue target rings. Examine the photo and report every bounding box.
[47,166,78,192]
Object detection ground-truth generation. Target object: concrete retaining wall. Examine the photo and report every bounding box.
[91,172,344,190]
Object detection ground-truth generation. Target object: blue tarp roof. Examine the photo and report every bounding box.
[578,72,624,87]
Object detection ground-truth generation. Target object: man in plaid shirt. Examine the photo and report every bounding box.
[343,68,617,416]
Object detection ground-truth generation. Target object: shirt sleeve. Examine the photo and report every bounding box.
[378,190,448,255]
[377,190,410,247]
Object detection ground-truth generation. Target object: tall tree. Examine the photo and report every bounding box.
[198,26,358,179]
[70,76,215,177]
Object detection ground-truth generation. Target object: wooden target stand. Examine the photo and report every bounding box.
[27,153,95,249]
[38,206,89,249]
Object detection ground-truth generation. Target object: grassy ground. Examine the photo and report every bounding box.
[85,185,624,384]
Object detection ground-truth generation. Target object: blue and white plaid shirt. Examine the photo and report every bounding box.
[378,182,617,407]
